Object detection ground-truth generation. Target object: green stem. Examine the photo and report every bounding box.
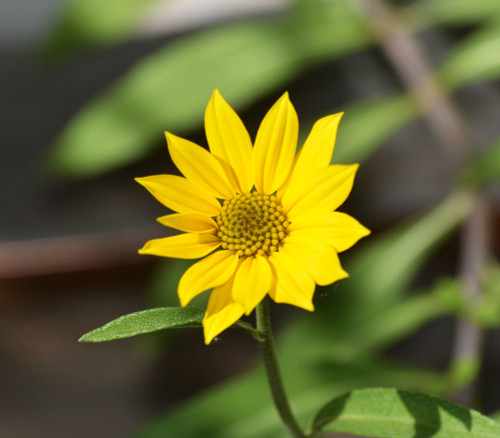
[255,298,306,438]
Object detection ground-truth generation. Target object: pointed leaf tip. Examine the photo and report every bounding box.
[79,307,205,342]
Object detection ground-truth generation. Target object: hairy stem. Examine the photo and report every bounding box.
[255,298,306,438]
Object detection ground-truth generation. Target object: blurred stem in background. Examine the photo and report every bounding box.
[452,193,491,404]
[359,0,491,404]
[357,0,469,159]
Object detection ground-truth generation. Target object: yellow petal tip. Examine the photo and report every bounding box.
[203,325,217,345]
[164,131,174,142]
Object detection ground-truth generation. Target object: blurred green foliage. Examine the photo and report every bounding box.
[44,0,500,436]
[42,0,162,57]
[45,1,370,177]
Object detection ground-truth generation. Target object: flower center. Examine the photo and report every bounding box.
[216,192,290,257]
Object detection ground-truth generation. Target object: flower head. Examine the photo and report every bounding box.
[137,90,370,344]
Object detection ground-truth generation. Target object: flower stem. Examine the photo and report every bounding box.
[255,297,306,438]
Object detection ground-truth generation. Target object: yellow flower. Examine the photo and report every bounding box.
[137,89,370,344]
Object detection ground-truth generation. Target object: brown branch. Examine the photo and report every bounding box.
[357,0,489,404]
[0,229,159,279]
[451,194,490,404]
[357,0,470,159]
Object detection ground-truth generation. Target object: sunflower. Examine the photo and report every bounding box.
[137,89,369,344]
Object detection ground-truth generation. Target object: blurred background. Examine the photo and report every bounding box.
[2,0,500,437]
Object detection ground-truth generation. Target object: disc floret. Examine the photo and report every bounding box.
[216,192,290,257]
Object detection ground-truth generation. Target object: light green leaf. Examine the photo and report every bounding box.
[404,0,500,28]
[333,94,417,164]
[431,277,465,314]
[445,356,481,394]
[42,0,161,57]
[136,361,442,438]
[461,138,500,187]
[311,388,500,437]
[470,265,500,327]
[440,21,500,89]
[309,294,449,362]
[46,3,370,177]
[79,307,204,342]
[279,190,475,363]
[345,190,474,303]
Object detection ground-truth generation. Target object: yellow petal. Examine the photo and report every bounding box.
[138,233,220,259]
[268,250,315,311]
[205,89,253,193]
[288,211,370,252]
[281,238,348,286]
[253,92,298,194]
[285,113,343,193]
[136,175,221,216]
[282,164,358,217]
[203,276,245,345]
[166,132,236,199]
[178,250,239,306]
[157,213,217,233]
[232,255,272,315]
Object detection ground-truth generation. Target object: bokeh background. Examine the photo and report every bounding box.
[2,0,500,437]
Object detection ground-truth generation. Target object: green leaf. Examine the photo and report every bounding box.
[461,138,500,188]
[440,20,500,89]
[148,259,196,307]
[431,277,465,314]
[311,294,450,361]
[469,265,500,327]
[333,94,418,164]
[79,307,204,342]
[136,361,443,438]
[311,388,500,437]
[404,0,500,28]
[445,356,481,394]
[46,4,370,177]
[490,410,500,423]
[345,190,474,304]
[42,0,161,58]
[278,190,475,365]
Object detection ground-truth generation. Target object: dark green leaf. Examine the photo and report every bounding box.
[79,307,204,342]
[311,388,500,437]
